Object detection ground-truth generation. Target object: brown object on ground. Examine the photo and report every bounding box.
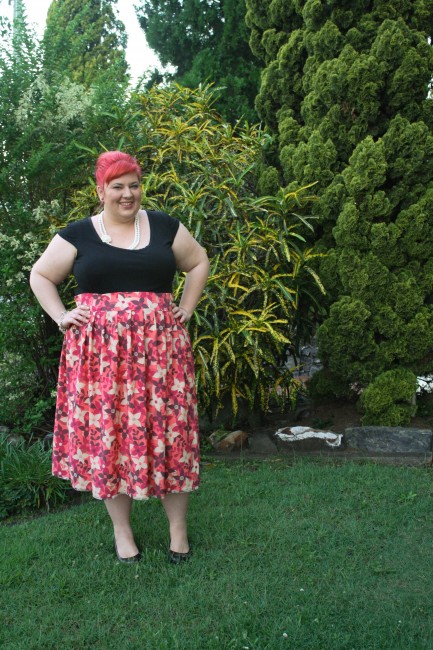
[209,429,249,451]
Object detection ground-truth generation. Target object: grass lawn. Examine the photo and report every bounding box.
[1,457,432,650]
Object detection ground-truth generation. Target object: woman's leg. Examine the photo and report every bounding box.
[161,493,190,553]
[104,494,139,558]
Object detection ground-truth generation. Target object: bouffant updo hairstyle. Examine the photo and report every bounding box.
[95,151,142,188]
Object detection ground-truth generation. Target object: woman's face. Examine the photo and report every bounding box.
[97,173,141,221]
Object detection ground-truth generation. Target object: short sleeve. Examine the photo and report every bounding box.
[159,211,180,242]
[169,216,180,242]
[148,211,180,244]
[57,220,86,247]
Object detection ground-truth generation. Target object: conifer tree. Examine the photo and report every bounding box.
[42,0,128,86]
[246,0,433,422]
[136,0,260,122]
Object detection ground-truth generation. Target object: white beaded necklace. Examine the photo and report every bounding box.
[98,211,140,250]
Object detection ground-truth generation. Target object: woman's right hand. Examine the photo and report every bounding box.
[58,305,91,331]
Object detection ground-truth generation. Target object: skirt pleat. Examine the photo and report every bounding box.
[53,292,200,500]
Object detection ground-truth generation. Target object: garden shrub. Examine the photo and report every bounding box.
[69,83,325,422]
[0,432,70,520]
[0,353,52,434]
[360,368,417,427]
[246,1,433,424]
[307,367,352,401]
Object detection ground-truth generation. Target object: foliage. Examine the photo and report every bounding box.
[416,386,433,418]
[69,83,324,422]
[0,11,321,429]
[42,0,128,86]
[0,15,130,431]
[0,432,70,519]
[360,368,418,426]
[245,0,433,423]
[0,352,53,434]
[135,0,260,122]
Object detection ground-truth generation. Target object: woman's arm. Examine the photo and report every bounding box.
[172,223,210,323]
[30,235,90,330]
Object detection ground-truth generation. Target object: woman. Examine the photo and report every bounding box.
[30,151,209,564]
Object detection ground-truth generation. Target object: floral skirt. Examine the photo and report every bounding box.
[53,292,200,500]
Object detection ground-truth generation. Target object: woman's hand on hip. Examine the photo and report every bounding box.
[172,305,192,324]
[59,306,90,330]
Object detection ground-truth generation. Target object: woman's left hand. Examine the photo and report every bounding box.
[172,305,192,324]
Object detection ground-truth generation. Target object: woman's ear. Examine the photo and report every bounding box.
[96,185,104,202]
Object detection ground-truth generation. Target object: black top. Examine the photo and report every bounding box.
[58,211,180,295]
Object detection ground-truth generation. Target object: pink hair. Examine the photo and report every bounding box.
[95,151,142,187]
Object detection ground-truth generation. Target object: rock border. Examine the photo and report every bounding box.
[206,425,433,467]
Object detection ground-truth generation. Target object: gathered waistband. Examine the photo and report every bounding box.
[75,292,173,312]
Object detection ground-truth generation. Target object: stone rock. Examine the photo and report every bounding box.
[43,433,54,450]
[6,433,23,445]
[209,429,249,451]
[294,405,312,421]
[345,427,433,453]
[248,432,278,454]
[274,426,344,451]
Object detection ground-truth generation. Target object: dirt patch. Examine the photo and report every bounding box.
[262,397,433,435]
[247,398,362,438]
[289,398,362,433]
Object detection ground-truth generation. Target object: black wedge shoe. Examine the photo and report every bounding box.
[114,539,142,564]
[168,548,192,564]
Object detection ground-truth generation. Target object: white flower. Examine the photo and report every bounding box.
[91,457,101,470]
[145,298,159,310]
[132,455,148,470]
[153,439,165,455]
[150,396,164,410]
[107,338,118,354]
[116,453,130,466]
[73,449,90,463]
[92,486,103,499]
[74,409,88,425]
[66,350,81,366]
[133,486,149,499]
[183,477,193,490]
[55,78,94,124]
[152,367,166,380]
[58,458,69,474]
[114,296,130,309]
[75,380,88,394]
[166,426,179,444]
[89,412,102,427]
[172,378,185,392]
[179,449,190,464]
[102,432,116,449]
[107,381,119,395]
[128,411,142,427]
[74,476,90,490]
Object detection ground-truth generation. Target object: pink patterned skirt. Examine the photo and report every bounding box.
[53,292,200,500]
